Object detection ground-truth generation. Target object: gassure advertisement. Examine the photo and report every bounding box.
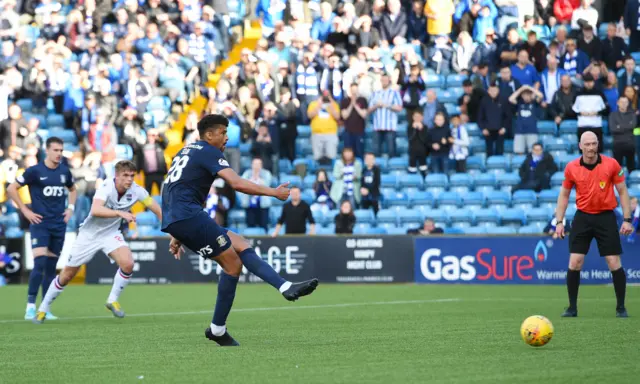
[414,237,640,284]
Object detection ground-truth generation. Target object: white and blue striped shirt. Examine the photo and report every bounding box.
[369,88,402,131]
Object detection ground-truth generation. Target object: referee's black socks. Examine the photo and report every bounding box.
[567,269,581,309]
[611,268,627,309]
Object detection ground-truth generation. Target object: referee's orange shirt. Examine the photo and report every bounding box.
[562,155,625,214]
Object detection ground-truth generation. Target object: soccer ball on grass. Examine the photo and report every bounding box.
[520,315,554,347]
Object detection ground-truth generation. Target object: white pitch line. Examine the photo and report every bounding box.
[0,298,460,324]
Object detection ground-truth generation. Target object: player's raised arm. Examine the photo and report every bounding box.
[217,168,290,201]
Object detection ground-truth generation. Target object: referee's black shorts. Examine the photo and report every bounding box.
[569,210,622,256]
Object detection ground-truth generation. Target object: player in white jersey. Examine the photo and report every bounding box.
[33,161,162,323]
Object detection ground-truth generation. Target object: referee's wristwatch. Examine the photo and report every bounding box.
[624,218,633,223]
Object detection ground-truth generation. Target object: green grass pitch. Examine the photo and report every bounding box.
[1,284,639,384]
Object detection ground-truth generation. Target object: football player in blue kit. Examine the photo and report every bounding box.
[6,137,76,320]
[162,114,319,346]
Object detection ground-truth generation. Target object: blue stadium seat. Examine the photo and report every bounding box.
[354,209,375,224]
[510,154,526,170]
[300,190,315,204]
[384,191,411,207]
[550,171,564,187]
[474,173,497,193]
[496,172,521,192]
[566,205,578,221]
[316,225,336,235]
[486,226,518,235]
[436,88,463,103]
[398,210,423,225]
[386,227,409,235]
[66,215,78,231]
[297,125,311,138]
[559,120,578,135]
[16,99,33,112]
[4,227,24,238]
[302,175,316,189]
[0,212,20,228]
[137,225,155,237]
[425,74,444,88]
[296,139,312,156]
[449,173,473,193]
[381,173,398,189]
[512,190,537,209]
[500,208,526,227]
[518,225,545,234]
[353,223,372,233]
[629,186,640,199]
[375,157,388,170]
[396,137,409,153]
[445,103,461,116]
[424,173,448,194]
[486,156,508,174]
[486,190,511,209]
[278,159,293,174]
[444,227,465,234]
[462,191,485,208]
[242,227,267,236]
[464,226,487,235]
[426,209,448,226]
[465,122,480,136]
[446,74,467,88]
[46,114,65,128]
[388,157,409,171]
[537,120,557,135]
[399,173,423,188]
[239,142,252,156]
[466,155,485,173]
[409,191,434,206]
[435,191,462,208]
[526,207,552,222]
[449,210,473,228]
[136,211,159,228]
[470,140,486,155]
[279,174,302,188]
[240,157,251,173]
[116,144,133,160]
[377,209,398,226]
[544,138,572,153]
[473,208,499,226]
[322,210,339,226]
[598,23,609,38]
[228,210,247,226]
[153,196,162,206]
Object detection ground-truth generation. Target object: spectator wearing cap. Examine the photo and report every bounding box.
[379,0,407,46]
[624,0,640,52]
[452,32,475,74]
[573,73,609,153]
[86,109,118,164]
[424,0,455,37]
[509,85,543,154]
[578,25,603,62]
[550,74,579,125]
[241,158,272,231]
[523,30,549,73]
[453,0,498,35]
[571,0,598,30]
[610,96,638,172]
[602,23,628,71]
[540,56,565,110]
[308,92,341,163]
[471,28,498,73]
[341,83,369,160]
[511,49,540,89]
[369,73,402,158]
[561,38,590,79]
[478,82,510,156]
[407,0,428,46]
[426,34,454,75]
[497,28,521,68]
[617,56,640,94]
[311,2,335,41]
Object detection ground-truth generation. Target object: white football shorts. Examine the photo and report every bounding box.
[67,231,127,267]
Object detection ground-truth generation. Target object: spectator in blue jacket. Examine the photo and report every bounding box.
[511,49,540,88]
[256,0,286,37]
[311,2,335,41]
[472,5,496,43]
[561,39,590,79]
[135,23,163,57]
[454,0,498,34]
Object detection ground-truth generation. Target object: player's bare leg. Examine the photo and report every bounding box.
[205,247,242,346]
[562,253,585,317]
[32,265,81,324]
[104,246,135,318]
[604,255,628,317]
[227,231,319,301]
[26,248,58,320]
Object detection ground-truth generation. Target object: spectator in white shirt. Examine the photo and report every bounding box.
[571,0,598,31]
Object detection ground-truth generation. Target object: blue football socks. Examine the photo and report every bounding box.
[42,257,58,297]
[239,248,287,290]
[212,272,239,329]
[27,257,47,304]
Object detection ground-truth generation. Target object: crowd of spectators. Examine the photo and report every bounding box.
[4,0,640,237]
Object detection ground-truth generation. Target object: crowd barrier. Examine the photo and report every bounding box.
[4,235,640,285]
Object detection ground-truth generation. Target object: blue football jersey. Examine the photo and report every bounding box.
[17,163,74,226]
[161,141,230,230]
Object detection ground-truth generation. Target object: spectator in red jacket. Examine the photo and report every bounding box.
[554,0,580,25]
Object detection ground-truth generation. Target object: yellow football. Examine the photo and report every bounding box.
[520,315,554,347]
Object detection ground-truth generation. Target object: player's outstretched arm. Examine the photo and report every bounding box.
[143,196,162,221]
[218,168,290,201]
[90,199,135,223]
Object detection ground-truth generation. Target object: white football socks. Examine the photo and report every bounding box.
[278,281,292,293]
[107,269,132,304]
[38,276,65,313]
[26,303,36,311]
[210,323,227,336]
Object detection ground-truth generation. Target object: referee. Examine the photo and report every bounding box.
[555,131,633,318]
